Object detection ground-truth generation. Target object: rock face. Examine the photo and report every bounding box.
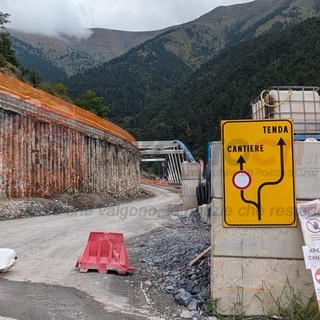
[129,210,211,319]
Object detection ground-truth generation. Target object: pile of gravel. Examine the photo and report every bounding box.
[130,210,212,319]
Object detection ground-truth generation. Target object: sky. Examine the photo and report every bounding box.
[1,0,253,38]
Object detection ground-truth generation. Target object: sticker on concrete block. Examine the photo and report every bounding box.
[302,246,320,269]
[311,268,320,301]
[297,199,320,246]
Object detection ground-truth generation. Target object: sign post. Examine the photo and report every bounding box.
[221,119,296,227]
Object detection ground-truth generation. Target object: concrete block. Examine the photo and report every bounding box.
[182,196,198,211]
[182,179,199,197]
[211,198,304,259]
[211,142,222,198]
[295,141,320,199]
[181,161,200,180]
[210,257,313,316]
[210,139,320,316]
[198,204,208,223]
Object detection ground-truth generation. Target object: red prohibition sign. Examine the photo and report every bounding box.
[307,218,320,233]
[232,170,252,190]
[315,268,320,285]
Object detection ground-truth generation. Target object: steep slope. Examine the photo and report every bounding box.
[131,17,320,158]
[9,27,171,77]
[9,31,98,77]
[11,36,67,82]
[64,27,172,63]
[68,35,192,118]
[164,0,320,68]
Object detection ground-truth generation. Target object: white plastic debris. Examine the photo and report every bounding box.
[0,248,17,273]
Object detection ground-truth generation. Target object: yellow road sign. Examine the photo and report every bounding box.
[221,119,296,227]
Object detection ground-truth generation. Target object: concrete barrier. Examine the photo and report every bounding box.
[210,140,319,316]
[181,161,200,210]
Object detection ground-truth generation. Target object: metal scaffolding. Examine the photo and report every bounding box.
[137,140,195,184]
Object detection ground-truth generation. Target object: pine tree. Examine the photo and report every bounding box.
[0,12,19,67]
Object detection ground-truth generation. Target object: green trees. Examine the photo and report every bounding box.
[74,90,110,118]
[125,17,320,159]
[0,12,19,68]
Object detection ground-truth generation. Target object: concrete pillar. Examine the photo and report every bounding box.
[210,141,320,316]
[181,161,200,210]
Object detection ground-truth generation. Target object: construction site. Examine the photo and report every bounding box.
[1,71,320,320]
[0,72,211,320]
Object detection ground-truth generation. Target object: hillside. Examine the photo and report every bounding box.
[9,27,171,78]
[67,0,320,122]
[64,28,172,63]
[11,36,68,82]
[130,17,320,159]
[10,0,320,81]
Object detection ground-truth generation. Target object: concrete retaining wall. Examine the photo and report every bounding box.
[0,93,140,199]
[210,140,320,316]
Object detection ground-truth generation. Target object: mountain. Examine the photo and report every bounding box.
[9,27,171,78]
[131,17,320,159]
[10,0,320,80]
[67,0,320,120]
[7,0,320,158]
[63,28,172,64]
[11,36,68,82]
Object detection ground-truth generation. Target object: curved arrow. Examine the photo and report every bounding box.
[256,138,285,220]
[236,138,286,221]
[237,155,260,211]
[240,190,259,211]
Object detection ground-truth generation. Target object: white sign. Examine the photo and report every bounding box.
[302,246,320,269]
[297,199,320,309]
[297,199,320,247]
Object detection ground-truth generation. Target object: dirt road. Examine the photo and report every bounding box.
[0,185,182,320]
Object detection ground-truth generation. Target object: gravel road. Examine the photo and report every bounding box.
[0,185,183,320]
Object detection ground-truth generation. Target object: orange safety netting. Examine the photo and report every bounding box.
[0,72,136,146]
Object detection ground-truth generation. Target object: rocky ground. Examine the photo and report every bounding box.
[128,210,213,319]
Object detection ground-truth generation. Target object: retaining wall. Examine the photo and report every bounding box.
[0,73,140,198]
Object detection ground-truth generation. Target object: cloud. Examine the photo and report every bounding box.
[1,0,252,37]
[2,0,92,37]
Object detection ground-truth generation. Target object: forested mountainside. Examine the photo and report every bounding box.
[67,0,320,122]
[11,36,68,82]
[9,27,170,78]
[10,0,320,83]
[126,17,320,159]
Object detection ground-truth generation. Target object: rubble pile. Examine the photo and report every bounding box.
[0,189,151,220]
[0,198,74,220]
[130,210,212,319]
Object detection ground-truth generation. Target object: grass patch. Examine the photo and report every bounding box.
[205,283,319,320]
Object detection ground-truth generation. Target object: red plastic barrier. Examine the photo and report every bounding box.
[75,231,135,275]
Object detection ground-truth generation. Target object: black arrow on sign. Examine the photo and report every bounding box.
[256,137,285,220]
[237,137,286,221]
[237,155,246,170]
[237,156,260,214]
